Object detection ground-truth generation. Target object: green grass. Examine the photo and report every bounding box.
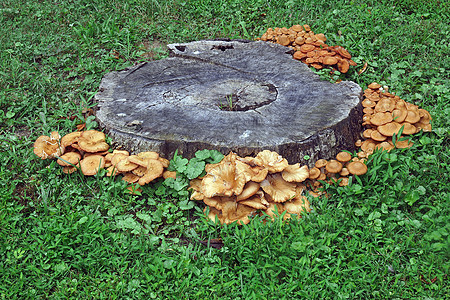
[1,0,449,298]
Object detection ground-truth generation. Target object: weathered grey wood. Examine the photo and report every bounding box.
[95,40,362,165]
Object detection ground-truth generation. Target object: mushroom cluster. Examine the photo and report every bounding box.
[356,83,433,158]
[189,150,311,225]
[306,152,368,196]
[33,129,172,194]
[257,24,356,73]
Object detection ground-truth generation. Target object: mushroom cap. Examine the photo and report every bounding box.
[368,82,381,90]
[375,141,395,151]
[347,161,368,176]
[158,157,170,168]
[393,137,414,149]
[314,159,328,168]
[337,59,350,73]
[62,166,78,174]
[250,166,269,183]
[116,157,139,172]
[138,159,164,185]
[405,110,421,123]
[111,153,129,167]
[281,164,309,183]
[201,161,246,198]
[370,112,393,126]
[105,165,121,177]
[325,160,343,174]
[122,172,140,183]
[338,177,349,186]
[235,160,254,182]
[204,206,224,224]
[260,174,296,203]
[375,98,396,113]
[163,170,177,179]
[398,122,417,135]
[378,122,403,136]
[132,165,147,177]
[277,35,290,46]
[300,44,315,53]
[291,24,304,32]
[361,98,376,108]
[33,135,64,159]
[308,167,321,179]
[370,130,387,142]
[57,151,82,167]
[293,51,307,60]
[128,155,149,167]
[340,167,350,177]
[221,201,255,225]
[237,181,261,201]
[392,108,407,123]
[203,196,228,211]
[336,151,352,163]
[335,46,351,59]
[322,56,338,65]
[60,132,81,148]
[254,150,289,173]
[418,108,432,121]
[78,130,110,153]
[283,196,311,215]
[80,155,105,176]
[239,195,268,210]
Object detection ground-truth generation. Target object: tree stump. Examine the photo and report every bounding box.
[95,40,362,165]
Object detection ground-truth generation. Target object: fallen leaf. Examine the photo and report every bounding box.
[358,62,368,75]
[76,123,86,131]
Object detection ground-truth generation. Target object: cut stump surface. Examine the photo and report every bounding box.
[95,40,362,164]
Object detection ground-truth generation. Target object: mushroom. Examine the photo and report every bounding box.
[260,174,296,203]
[253,150,289,173]
[221,201,255,225]
[283,196,311,216]
[116,157,139,172]
[378,122,402,136]
[201,161,246,198]
[60,132,81,149]
[347,161,368,176]
[236,181,260,201]
[336,151,352,163]
[33,133,64,159]
[325,160,343,174]
[122,172,140,183]
[77,130,110,153]
[138,159,164,186]
[79,155,105,176]
[370,112,393,126]
[57,151,82,167]
[281,164,309,183]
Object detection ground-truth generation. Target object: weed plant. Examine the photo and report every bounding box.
[1,0,449,298]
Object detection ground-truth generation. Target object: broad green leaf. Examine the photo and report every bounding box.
[185,159,205,179]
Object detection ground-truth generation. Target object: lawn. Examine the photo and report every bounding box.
[1,0,449,298]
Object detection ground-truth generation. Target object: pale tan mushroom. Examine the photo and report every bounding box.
[77,130,109,153]
[33,134,64,159]
[80,155,105,176]
[260,174,296,203]
[281,164,309,183]
[138,159,164,186]
[201,161,246,198]
[253,150,289,173]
